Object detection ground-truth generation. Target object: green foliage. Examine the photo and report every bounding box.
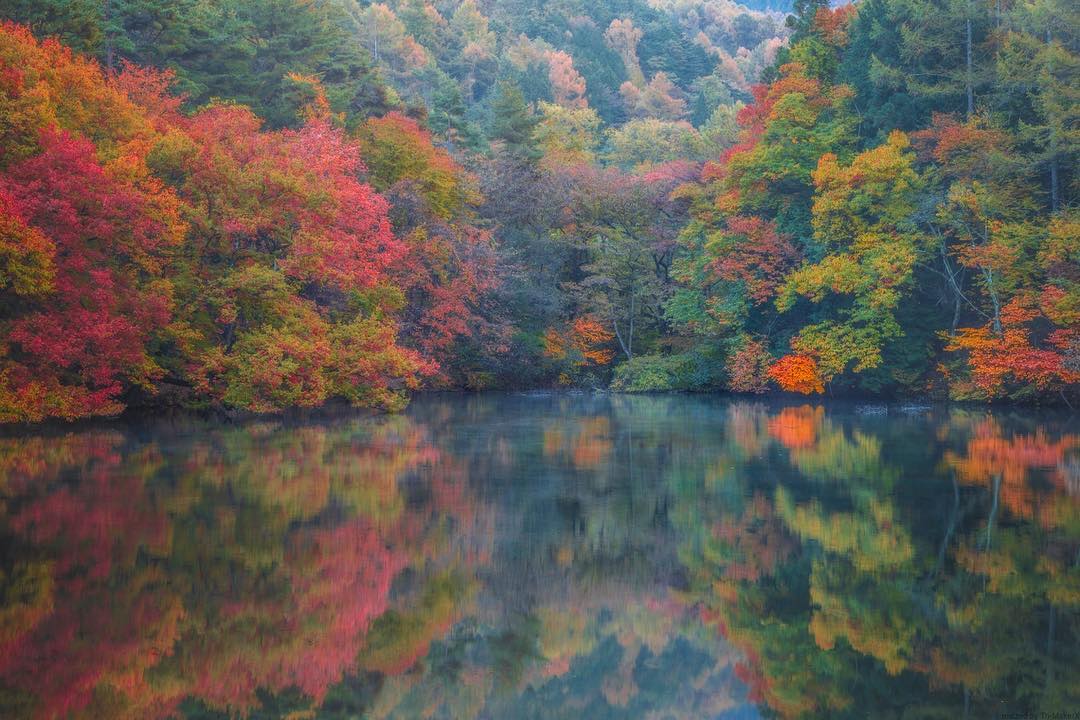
[610,349,725,392]
[489,80,541,162]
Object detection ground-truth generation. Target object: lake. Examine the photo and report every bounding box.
[0,392,1076,719]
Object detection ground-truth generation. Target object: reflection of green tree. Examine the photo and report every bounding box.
[808,558,921,676]
[363,595,749,720]
[776,488,914,571]
[360,572,474,676]
[360,394,758,720]
[676,402,1080,718]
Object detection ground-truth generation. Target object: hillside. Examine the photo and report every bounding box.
[0,0,1076,422]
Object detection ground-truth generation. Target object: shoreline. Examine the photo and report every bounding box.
[2,388,1075,436]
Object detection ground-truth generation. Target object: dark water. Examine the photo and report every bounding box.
[0,393,1077,719]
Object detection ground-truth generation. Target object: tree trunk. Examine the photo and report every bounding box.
[985,472,1001,553]
[104,0,114,72]
[1051,156,1060,212]
[1047,30,1060,212]
[965,9,974,119]
[1046,603,1056,689]
[984,268,1002,336]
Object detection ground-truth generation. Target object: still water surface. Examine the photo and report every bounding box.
[0,393,1077,719]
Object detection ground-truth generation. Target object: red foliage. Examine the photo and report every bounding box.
[111,62,185,127]
[0,127,183,421]
[726,338,773,393]
[183,107,404,292]
[0,437,179,719]
[910,114,1010,177]
[357,112,503,376]
[395,225,500,364]
[708,216,800,303]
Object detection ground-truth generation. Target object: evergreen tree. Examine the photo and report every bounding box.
[488,80,541,163]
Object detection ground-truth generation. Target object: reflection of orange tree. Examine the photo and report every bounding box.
[0,416,492,719]
[933,418,1080,706]
[766,406,822,450]
[923,517,1080,709]
[945,418,1079,529]
[768,405,894,484]
[542,416,613,470]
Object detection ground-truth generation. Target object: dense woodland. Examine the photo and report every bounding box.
[0,0,1077,422]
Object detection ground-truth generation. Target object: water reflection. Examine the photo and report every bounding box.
[0,395,1076,718]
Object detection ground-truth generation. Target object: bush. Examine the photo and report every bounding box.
[610,349,725,393]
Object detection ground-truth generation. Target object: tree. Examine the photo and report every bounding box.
[774,131,926,388]
[355,112,504,381]
[560,163,695,362]
[604,18,645,87]
[534,101,603,167]
[489,80,541,163]
[158,104,430,412]
[620,72,689,120]
[605,118,708,169]
[996,28,1080,213]
[0,125,183,421]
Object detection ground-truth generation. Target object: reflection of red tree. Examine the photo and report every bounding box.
[725,403,768,456]
[0,444,180,720]
[946,419,1079,527]
[0,416,496,718]
[692,496,806,716]
[169,520,403,712]
[712,494,797,583]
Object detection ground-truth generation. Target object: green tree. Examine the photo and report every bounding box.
[489,80,541,163]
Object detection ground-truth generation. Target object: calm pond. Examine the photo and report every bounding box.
[0,393,1077,719]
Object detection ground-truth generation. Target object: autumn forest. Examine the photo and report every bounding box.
[0,0,1077,422]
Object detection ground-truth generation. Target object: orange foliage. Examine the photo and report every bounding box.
[947,293,1080,397]
[813,5,857,46]
[546,49,588,109]
[544,317,615,366]
[945,419,1079,527]
[285,72,338,124]
[767,406,824,450]
[544,327,568,360]
[571,316,615,365]
[768,354,826,394]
